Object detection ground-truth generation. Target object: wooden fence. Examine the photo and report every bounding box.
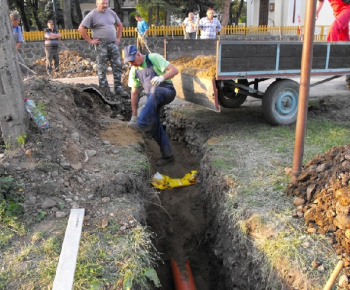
[23,25,331,42]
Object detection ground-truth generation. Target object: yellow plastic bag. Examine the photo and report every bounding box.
[151,170,198,190]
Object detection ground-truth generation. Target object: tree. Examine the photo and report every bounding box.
[221,0,231,33]
[28,0,43,31]
[62,0,73,29]
[0,0,27,147]
[234,0,245,26]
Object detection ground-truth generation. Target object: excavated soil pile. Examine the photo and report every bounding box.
[171,55,216,78]
[286,144,350,269]
[33,50,102,78]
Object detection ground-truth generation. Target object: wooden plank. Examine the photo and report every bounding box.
[53,209,85,290]
[218,41,350,76]
[172,72,218,111]
[221,44,277,58]
[221,57,276,72]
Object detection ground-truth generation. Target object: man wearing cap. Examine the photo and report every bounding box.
[10,11,29,76]
[124,45,178,166]
[78,0,128,99]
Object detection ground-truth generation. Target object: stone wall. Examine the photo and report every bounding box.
[19,35,300,65]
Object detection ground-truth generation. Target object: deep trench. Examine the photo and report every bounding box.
[144,134,226,289]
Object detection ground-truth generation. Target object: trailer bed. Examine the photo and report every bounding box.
[165,39,350,125]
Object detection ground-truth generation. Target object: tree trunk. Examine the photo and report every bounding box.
[235,0,244,26]
[13,0,30,31]
[0,0,27,148]
[148,7,152,27]
[221,0,230,26]
[155,5,159,26]
[30,0,43,31]
[62,0,73,29]
[73,0,83,28]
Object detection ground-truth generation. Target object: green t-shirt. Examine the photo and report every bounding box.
[128,53,173,88]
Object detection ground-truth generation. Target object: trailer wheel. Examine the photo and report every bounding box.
[218,80,248,108]
[263,79,299,126]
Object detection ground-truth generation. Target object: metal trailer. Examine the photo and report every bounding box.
[165,39,350,126]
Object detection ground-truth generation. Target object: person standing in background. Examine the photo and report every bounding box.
[78,0,128,98]
[197,8,221,39]
[44,20,61,77]
[182,12,197,39]
[135,14,149,53]
[10,11,29,77]
[316,0,350,88]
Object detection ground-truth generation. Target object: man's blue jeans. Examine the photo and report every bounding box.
[137,85,176,158]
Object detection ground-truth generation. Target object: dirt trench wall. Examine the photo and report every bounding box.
[166,110,285,289]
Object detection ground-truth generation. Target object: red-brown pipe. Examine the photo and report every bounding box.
[171,257,197,290]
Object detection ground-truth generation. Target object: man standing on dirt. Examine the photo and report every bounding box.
[78,0,128,99]
[10,11,29,77]
[197,8,221,39]
[44,20,61,77]
[124,45,178,166]
[316,0,350,88]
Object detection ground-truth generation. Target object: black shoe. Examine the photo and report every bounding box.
[156,155,175,166]
[115,88,129,98]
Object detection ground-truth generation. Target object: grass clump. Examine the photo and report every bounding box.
[0,221,160,289]
[0,175,26,248]
[73,225,160,289]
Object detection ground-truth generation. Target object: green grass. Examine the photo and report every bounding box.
[0,209,160,289]
[200,116,349,288]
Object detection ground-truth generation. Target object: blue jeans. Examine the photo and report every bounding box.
[138,85,176,158]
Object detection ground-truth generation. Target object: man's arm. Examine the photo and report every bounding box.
[151,63,179,86]
[163,63,178,80]
[130,87,139,117]
[116,22,123,44]
[78,25,100,44]
[316,0,325,20]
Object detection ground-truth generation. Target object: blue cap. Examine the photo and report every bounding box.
[124,45,138,63]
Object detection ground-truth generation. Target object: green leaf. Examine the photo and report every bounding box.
[123,271,134,290]
[144,268,161,287]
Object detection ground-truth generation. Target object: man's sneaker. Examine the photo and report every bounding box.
[127,116,138,127]
[156,155,175,167]
[115,87,129,98]
[127,122,144,133]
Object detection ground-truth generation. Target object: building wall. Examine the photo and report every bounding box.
[247,0,334,27]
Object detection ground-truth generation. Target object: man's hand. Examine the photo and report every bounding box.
[151,76,165,86]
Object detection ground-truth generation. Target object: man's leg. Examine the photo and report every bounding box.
[95,43,109,89]
[137,86,175,130]
[45,47,52,74]
[109,43,128,97]
[53,47,59,72]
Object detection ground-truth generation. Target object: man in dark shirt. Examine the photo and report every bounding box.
[44,20,61,76]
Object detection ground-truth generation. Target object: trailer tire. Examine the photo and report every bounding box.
[263,79,299,126]
[218,80,248,108]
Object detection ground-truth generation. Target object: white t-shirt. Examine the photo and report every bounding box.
[183,17,197,33]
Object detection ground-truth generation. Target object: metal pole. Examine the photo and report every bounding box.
[291,0,317,183]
